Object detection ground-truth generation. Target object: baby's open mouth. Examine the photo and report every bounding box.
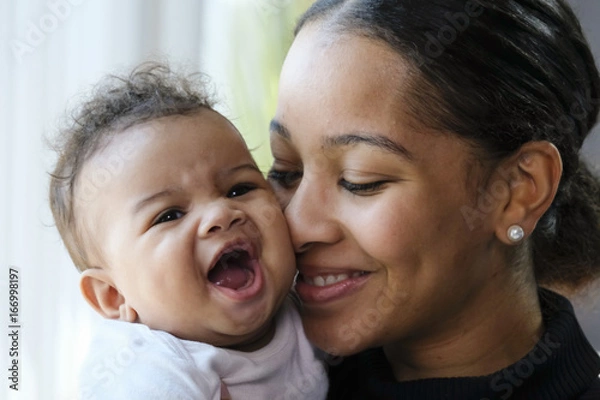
[208,249,256,290]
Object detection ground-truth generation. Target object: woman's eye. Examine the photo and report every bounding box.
[340,179,388,194]
[267,169,302,189]
[227,183,257,198]
[153,209,184,226]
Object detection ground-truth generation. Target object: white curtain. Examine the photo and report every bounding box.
[0,1,304,399]
[0,1,598,399]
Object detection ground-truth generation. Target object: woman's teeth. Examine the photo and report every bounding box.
[304,272,364,287]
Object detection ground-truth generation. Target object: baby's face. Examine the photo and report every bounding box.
[76,109,296,347]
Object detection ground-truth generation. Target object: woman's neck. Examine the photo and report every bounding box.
[383,270,543,381]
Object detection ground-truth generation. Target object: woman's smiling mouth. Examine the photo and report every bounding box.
[295,270,371,303]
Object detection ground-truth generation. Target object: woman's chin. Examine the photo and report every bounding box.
[302,314,374,356]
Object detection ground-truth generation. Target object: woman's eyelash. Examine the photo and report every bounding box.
[267,169,302,188]
[268,169,387,194]
[340,179,387,194]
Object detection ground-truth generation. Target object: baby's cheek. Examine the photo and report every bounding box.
[250,194,286,230]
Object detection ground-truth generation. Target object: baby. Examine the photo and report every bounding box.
[49,63,328,399]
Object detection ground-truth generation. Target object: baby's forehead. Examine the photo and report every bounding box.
[74,110,255,208]
[90,111,248,163]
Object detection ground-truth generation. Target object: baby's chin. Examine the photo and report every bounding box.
[154,307,277,350]
[220,319,277,352]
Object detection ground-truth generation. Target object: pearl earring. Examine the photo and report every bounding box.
[507,225,525,243]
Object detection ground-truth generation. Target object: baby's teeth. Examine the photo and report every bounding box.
[351,272,362,278]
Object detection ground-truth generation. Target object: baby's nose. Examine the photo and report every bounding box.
[197,200,246,237]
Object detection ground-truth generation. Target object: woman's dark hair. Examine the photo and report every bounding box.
[296,0,600,289]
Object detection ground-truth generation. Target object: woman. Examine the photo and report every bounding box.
[268,0,600,398]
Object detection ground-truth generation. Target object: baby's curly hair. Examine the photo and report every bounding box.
[49,62,215,271]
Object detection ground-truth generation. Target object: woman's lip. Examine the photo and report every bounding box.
[295,272,371,304]
[297,265,371,277]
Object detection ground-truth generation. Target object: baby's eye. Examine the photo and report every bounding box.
[227,183,258,198]
[153,209,184,226]
[267,169,302,189]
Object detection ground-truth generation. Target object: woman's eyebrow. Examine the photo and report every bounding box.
[270,120,413,161]
[323,133,414,161]
[222,163,262,176]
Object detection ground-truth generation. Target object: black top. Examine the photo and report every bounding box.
[327,289,600,400]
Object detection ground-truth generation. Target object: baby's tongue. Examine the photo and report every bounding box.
[208,262,251,290]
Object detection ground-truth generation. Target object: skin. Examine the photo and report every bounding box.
[269,25,562,380]
[77,109,296,351]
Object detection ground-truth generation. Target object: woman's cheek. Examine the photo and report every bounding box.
[344,195,416,255]
[268,183,292,209]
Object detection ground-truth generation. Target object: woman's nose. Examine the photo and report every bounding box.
[197,200,246,237]
[284,177,342,253]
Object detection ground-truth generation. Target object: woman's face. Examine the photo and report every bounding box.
[269,26,500,355]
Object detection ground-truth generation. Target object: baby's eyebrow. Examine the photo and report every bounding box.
[132,164,260,215]
[133,188,180,214]
[227,163,262,174]
[269,119,291,139]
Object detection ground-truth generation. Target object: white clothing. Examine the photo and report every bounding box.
[78,299,328,400]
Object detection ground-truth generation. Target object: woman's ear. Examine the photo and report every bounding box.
[80,269,137,322]
[493,141,562,245]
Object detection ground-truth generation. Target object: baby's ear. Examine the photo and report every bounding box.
[80,269,137,322]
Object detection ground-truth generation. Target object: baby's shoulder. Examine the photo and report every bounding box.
[78,320,221,399]
[87,319,194,363]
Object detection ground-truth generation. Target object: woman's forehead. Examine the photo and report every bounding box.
[276,28,436,154]
[279,30,412,124]
[282,26,409,88]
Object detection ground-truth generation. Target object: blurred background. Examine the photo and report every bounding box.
[0,0,598,399]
